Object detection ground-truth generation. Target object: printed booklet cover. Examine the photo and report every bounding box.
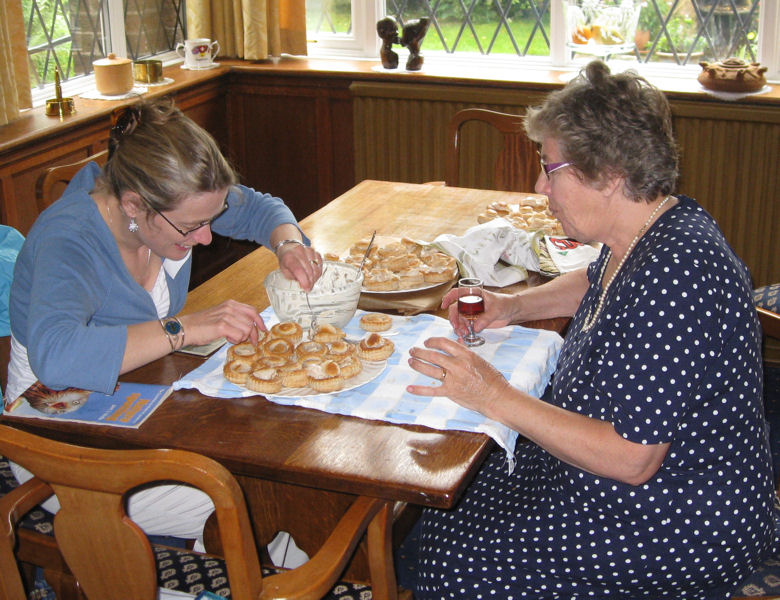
[3,380,172,428]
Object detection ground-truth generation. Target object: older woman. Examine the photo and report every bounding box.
[406,60,775,599]
[5,97,320,559]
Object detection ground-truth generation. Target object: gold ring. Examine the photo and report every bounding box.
[311,258,320,266]
[440,368,447,382]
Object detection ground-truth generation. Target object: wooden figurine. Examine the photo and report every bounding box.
[377,16,400,69]
[400,17,430,71]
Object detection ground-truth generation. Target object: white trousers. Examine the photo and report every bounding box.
[10,461,214,540]
[10,461,309,568]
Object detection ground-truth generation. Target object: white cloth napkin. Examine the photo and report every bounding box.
[541,236,601,275]
[429,218,540,287]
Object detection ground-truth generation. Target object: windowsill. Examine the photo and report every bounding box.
[3,55,778,156]
[233,54,780,103]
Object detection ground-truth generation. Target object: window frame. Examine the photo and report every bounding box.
[307,1,779,82]
[28,0,184,108]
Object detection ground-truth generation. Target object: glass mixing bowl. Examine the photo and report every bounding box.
[264,261,363,329]
[564,0,642,57]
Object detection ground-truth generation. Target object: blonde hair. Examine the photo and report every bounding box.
[96,97,237,212]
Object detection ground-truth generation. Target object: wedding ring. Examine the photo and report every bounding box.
[440,369,447,382]
[310,258,320,266]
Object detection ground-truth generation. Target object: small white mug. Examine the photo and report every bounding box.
[176,38,220,69]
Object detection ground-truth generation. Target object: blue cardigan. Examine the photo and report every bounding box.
[9,162,306,394]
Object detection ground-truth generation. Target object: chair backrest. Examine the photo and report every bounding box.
[0,424,384,600]
[445,108,539,192]
[35,149,109,214]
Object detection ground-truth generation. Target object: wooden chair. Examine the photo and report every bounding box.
[0,424,395,600]
[34,149,109,214]
[444,107,539,192]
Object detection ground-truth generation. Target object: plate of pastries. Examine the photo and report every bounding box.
[325,236,459,294]
[477,196,564,236]
[222,318,394,397]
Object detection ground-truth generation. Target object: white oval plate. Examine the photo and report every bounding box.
[264,358,386,398]
[361,277,456,295]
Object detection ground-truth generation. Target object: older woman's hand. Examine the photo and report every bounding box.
[440,287,518,340]
[180,299,268,346]
[406,336,511,416]
[277,242,323,292]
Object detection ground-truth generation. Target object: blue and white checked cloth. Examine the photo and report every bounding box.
[174,309,563,464]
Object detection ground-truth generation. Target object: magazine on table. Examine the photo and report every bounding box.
[3,380,172,428]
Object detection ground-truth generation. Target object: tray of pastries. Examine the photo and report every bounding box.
[325,236,459,294]
[222,321,394,397]
[477,197,564,236]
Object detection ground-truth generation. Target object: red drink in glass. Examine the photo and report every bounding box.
[458,294,485,317]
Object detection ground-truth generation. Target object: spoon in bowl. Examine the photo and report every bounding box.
[357,231,377,279]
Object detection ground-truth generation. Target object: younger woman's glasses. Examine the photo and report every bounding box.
[142,197,229,237]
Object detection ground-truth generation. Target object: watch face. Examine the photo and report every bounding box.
[164,319,182,335]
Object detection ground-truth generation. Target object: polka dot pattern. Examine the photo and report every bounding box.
[415,196,775,599]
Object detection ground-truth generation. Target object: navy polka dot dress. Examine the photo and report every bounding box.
[415,196,775,599]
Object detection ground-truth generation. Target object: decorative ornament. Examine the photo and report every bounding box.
[698,58,767,93]
[129,217,139,233]
[376,16,430,71]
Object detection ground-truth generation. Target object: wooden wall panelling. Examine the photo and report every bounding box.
[351,82,779,288]
[227,73,355,220]
[0,121,109,234]
[671,102,779,288]
[0,79,228,237]
[170,77,229,153]
[351,82,547,189]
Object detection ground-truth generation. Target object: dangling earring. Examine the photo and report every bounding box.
[128,218,139,233]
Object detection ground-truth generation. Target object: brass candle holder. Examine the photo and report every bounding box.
[45,67,75,118]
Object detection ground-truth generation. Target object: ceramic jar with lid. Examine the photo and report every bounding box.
[93,53,133,95]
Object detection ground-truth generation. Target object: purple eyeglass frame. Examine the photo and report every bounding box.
[538,151,572,178]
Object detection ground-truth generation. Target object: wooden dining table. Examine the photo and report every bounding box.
[2,180,567,598]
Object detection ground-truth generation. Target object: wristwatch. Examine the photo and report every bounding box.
[160,317,185,351]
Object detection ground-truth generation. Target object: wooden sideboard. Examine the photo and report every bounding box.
[1,58,777,287]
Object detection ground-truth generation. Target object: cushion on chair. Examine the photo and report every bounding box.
[156,546,372,599]
[731,488,780,597]
[755,285,780,313]
[0,455,54,535]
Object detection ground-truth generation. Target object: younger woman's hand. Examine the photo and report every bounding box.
[180,299,267,346]
[277,242,323,292]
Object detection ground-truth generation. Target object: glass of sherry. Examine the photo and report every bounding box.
[458,277,485,347]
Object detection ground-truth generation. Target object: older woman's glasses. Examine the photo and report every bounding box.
[142,197,229,237]
[538,151,572,179]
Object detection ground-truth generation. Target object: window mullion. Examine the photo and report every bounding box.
[759,0,779,80]
[105,0,128,57]
[549,0,567,67]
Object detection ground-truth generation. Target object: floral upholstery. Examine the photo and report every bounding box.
[755,284,780,314]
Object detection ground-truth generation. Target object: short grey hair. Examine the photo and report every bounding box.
[524,60,678,202]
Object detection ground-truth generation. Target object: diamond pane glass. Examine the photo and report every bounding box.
[306,0,353,35]
[377,0,759,64]
[385,0,551,56]
[24,0,185,88]
[633,0,760,65]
